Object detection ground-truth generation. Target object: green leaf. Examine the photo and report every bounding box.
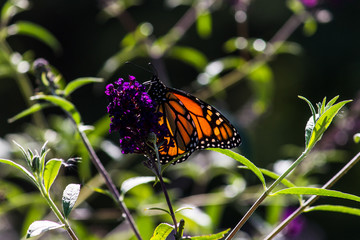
[62,183,81,218]
[326,96,340,109]
[190,228,231,240]
[146,207,170,215]
[31,95,82,125]
[13,141,31,167]
[272,187,360,203]
[43,158,63,193]
[1,0,29,24]
[0,159,38,187]
[26,220,64,238]
[121,176,157,196]
[7,21,61,53]
[63,77,103,97]
[167,46,208,71]
[208,149,266,189]
[196,11,212,38]
[253,167,296,188]
[8,103,52,123]
[38,148,50,178]
[150,223,174,240]
[307,99,352,149]
[305,204,360,217]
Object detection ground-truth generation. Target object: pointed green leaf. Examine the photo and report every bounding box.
[31,95,82,125]
[7,21,61,53]
[38,148,50,178]
[63,77,103,97]
[13,141,31,167]
[307,100,352,149]
[305,204,360,217]
[62,183,81,218]
[325,96,339,109]
[0,159,38,187]
[150,223,174,240]
[190,229,231,240]
[43,159,62,193]
[272,187,360,203]
[26,220,64,238]
[208,149,266,188]
[146,207,170,215]
[298,96,317,123]
[248,167,296,188]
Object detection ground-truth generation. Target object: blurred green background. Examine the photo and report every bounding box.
[1,0,360,239]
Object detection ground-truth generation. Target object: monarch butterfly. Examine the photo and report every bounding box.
[147,75,241,164]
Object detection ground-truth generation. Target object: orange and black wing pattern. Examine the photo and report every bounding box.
[148,75,241,164]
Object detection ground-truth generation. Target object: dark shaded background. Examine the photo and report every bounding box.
[1,0,360,239]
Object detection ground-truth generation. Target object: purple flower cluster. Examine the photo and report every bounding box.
[105,75,169,155]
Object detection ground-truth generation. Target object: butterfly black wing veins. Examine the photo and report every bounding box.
[147,75,241,164]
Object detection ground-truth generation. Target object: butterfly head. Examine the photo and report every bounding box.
[146,75,168,103]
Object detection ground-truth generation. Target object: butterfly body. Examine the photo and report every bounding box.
[148,75,241,164]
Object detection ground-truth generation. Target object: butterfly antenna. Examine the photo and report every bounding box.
[148,62,158,77]
[125,61,153,75]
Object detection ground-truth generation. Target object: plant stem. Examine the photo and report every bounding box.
[150,157,179,236]
[264,151,360,240]
[74,121,143,240]
[38,181,78,240]
[225,148,311,239]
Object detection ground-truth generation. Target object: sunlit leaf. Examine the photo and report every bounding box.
[146,207,170,215]
[272,187,360,203]
[306,99,351,149]
[121,176,157,196]
[8,103,51,123]
[7,21,61,53]
[208,149,266,188]
[43,158,62,193]
[26,220,63,238]
[0,159,38,187]
[190,229,231,240]
[167,46,208,71]
[31,95,82,125]
[150,223,174,240]
[239,167,296,188]
[63,77,103,97]
[62,183,81,218]
[306,204,360,217]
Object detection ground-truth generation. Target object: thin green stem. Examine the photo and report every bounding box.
[264,151,360,240]
[38,180,78,240]
[225,148,311,239]
[74,119,142,240]
[151,147,179,237]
